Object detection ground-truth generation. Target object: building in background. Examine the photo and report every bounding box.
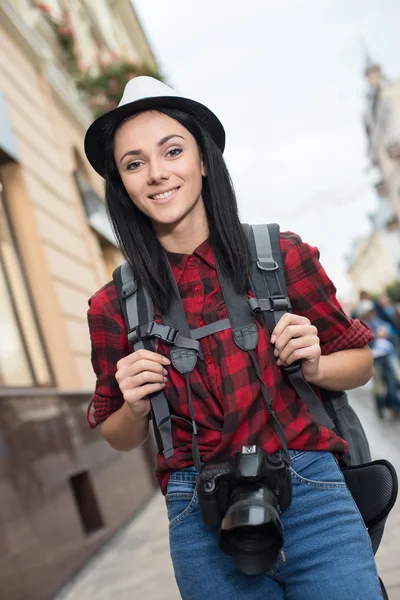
[364,59,400,226]
[347,59,400,299]
[0,2,159,599]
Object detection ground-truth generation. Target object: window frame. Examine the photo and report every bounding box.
[0,178,54,388]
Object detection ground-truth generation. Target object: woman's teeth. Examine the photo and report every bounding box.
[151,188,178,200]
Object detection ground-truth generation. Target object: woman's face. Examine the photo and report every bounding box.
[114,111,206,228]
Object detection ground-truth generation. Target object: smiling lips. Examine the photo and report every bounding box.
[150,187,180,202]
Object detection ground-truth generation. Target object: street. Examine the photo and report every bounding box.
[55,384,400,600]
[351,384,400,599]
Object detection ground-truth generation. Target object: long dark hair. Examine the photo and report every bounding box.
[104,106,251,313]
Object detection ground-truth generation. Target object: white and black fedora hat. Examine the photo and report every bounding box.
[84,76,225,177]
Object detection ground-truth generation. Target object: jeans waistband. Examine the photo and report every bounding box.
[168,449,312,483]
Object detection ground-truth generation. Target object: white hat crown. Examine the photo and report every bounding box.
[119,76,181,108]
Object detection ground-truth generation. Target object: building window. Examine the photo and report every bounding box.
[73,149,120,279]
[0,181,52,387]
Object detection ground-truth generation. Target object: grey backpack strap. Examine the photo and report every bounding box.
[161,268,204,470]
[247,224,291,332]
[114,262,174,460]
[215,265,259,352]
[161,267,202,373]
[246,224,335,431]
[284,365,335,430]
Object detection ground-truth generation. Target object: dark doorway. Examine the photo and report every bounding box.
[69,471,104,534]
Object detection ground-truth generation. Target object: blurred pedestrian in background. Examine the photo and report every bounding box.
[376,293,400,356]
[354,291,400,355]
[358,299,400,419]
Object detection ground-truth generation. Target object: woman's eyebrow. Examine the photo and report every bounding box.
[119,134,185,163]
[158,134,184,146]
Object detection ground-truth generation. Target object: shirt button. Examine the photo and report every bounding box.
[188,256,195,264]
[199,319,205,327]
[194,284,201,293]
[206,356,213,366]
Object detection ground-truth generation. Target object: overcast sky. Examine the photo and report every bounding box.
[133,0,400,299]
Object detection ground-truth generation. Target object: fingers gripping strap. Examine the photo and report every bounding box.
[115,262,174,460]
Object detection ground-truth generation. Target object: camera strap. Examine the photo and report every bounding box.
[215,263,291,466]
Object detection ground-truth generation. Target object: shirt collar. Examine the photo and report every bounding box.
[166,238,216,283]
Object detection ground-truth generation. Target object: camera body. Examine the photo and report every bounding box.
[196,445,292,575]
[197,445,291,526]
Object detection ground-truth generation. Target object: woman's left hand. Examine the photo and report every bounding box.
[271,313,321,382]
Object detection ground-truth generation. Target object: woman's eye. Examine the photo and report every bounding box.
[126,161,142,171]
[167,148,182,158]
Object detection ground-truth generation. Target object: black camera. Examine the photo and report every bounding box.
[197,446,292,575]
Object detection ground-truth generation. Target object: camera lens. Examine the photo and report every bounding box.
[218,486,283,575]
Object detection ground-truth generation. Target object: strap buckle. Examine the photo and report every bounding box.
[270,296,291,312]
[257,258,279,271]
[128,326,140,346]
[248,297,261,313]
[146,322,178,344]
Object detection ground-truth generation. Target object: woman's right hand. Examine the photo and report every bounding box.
[115,349,171,419]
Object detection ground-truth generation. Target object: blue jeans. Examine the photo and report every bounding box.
[166,450,383,599]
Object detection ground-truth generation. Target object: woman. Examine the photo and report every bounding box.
[85,76,382,599]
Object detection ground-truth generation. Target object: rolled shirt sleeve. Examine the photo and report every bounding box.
[282,232,374,355]
[86,283,129,428]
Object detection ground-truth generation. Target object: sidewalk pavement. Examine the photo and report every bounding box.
[350,384,400,600]
[56,493,180,600]
[56,386,400,600]
[376,502,400,599]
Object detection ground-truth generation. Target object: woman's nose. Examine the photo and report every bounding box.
[147,160,169,185]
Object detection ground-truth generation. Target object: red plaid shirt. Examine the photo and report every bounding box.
[87,232,373,494]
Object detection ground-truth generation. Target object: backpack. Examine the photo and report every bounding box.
[112,223,397,579]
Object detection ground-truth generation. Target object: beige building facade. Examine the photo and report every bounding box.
[1,0,157,390]
[347,61,400,298]
[347,227,400,297]
[364,62,400,227]
[0,2,160,598]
